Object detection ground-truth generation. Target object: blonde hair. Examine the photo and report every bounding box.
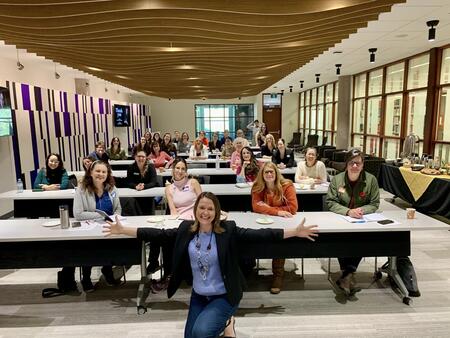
[252,161,292,203]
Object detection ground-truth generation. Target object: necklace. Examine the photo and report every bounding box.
[195,231,213,281]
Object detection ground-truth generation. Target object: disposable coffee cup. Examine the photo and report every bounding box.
[406,208,416,220]
[310,183,315,190]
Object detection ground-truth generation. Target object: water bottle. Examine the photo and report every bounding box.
[59,205,70,229]
[16,178,24,193]
[215,154,220,169]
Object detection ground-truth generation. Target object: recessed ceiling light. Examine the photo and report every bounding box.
[178,65,195,70]
[116,75,130,79]
[86,66,102,72]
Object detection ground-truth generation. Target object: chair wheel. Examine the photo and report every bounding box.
[402,297,412,305]
[137,305,147,315]
[374,271,383,280]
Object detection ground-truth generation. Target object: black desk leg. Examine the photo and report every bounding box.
[137,242,151,314]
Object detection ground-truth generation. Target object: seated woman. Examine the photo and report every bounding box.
[235,146,259,183]
[178,132,191,154]
[127,150,158,190]
[209,132,223,153]
[161,132,177,158]
[295,147,328,184]
[88,140,109,161]
[143,131,152,145]
[221,137,235,159]
[153,131,162,145]
[251,162,298,294]
[33,153,69,190]
[198,130,209,146]
[104,192,317,338]
[149,141,174,170]
[272,138,295,169]
[132,136,151,157]
[255,123,267,147]
[260,134,276,158]
[146,157,203,282]
[189,139,208,160]
[106,137,127,160]
[61,161,121,292]
[230,137,247,170]
[166,158,202,220]
[326,148,380,296]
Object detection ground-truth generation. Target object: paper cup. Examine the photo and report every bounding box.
[406,208,416,220]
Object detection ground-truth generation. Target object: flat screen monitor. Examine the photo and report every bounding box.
[113,104,130,127]
[0,86,13,137]
[263,93,281,107]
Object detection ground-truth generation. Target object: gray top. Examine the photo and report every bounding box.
[73,185,121,220]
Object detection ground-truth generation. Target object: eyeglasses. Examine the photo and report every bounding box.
[264,170,275,175]
[349,161,363,167]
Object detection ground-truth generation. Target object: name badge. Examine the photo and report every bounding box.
[338,186,346,194]
[182,185,190,191]
[111,191,116,198]
[133,172,140,175]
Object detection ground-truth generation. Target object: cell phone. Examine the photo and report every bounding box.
[72,221,81,228]
[378,219,393,225]
[95,209,114,222]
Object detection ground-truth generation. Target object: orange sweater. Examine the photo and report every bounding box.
[251,183,298,216]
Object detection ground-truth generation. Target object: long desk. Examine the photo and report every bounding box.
[70,167,297,184]
[1,210,447,312]
[1,183,327,218]
[110,158,231,170]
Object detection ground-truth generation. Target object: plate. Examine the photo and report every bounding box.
[42,220,60,227]
[294,183,307,190]
[235,183,250,188]
[146,216,165,223]
[256,217,274,225]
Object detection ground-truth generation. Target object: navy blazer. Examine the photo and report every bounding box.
[137,220,283,306]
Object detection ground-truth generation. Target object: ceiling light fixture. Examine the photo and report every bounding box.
[335,64,342,75]
[299,80,304,89]
[54,64,60,79]
[281,89,284,96]
[289,85,293,93]
[16,50,24,70]
[369,48,377,63]
[426,20,439,41]
[315,74,320,83]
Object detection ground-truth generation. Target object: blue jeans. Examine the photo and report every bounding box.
[184,290,238,338]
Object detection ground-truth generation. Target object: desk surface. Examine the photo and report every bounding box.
[1,210,447,243]
[0,182,327,200]
[69,167,297,178]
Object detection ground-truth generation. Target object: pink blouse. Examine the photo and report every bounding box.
[149,151,174,168]
[170,179,197,220]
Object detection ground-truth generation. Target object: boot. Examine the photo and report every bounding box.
[270,259,285,294]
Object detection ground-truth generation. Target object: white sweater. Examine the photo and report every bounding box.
[295,160,327,183]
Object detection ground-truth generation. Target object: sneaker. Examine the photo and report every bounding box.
[101,267,121,286]
[81,279,95,293]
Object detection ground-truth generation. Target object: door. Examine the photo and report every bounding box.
[263,107,282,140]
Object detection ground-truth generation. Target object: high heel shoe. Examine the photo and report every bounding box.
[223,316,236,338]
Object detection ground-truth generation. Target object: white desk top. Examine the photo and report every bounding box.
[70,167,296,178]
[1,210,447,243]
[0,183,328,200]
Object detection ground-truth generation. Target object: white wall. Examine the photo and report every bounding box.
[280,93,299,141]
[0,137,14,215]
[141,95,260,138]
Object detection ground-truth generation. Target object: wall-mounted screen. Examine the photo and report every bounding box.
[113,104,130,127]
[0,86,13,137]
[263,93,281,107]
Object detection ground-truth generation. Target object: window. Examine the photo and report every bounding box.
[195,104,254,139]
[368,69,383,96]
[385,94,403,137]
[386,62,404,93]
[407,54,429,89]
[299,82,338,146]
[354,74,366,98]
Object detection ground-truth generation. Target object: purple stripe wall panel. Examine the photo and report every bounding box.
[7,81,149,185]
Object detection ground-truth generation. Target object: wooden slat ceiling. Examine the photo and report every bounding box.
[0,0,405,99]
